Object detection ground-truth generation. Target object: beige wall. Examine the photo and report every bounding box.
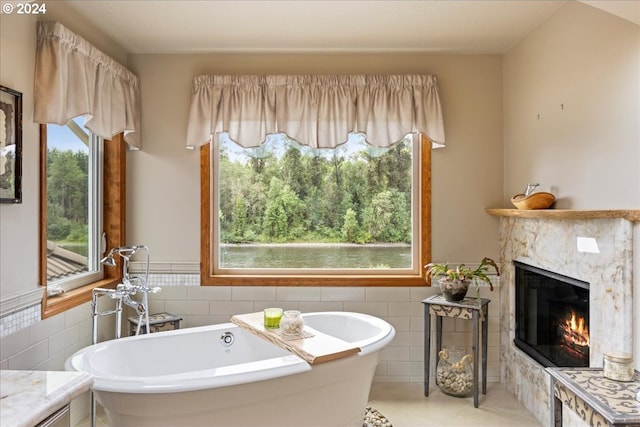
[0,5,129,300]
[39,1,129,64]
[503,2,640,209]
[0,13,39,299]
[0,11,124,423]
[503,1,640,368]
[126,53,504,263]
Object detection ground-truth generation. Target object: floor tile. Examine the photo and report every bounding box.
[75,381,542,426]
[367,382,542,427]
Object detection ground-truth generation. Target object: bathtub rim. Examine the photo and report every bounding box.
[65,311,395,394]
[65,322,311,393]
[301,311,395,356]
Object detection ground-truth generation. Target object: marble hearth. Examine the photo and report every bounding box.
[488,209,639,426]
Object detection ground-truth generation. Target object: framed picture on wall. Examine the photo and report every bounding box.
[0,85,22,203]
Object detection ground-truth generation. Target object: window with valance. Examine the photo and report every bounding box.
[35,21,134,316]
[188,74,445,286]
[186,74,444,149]
[34,21,141,149]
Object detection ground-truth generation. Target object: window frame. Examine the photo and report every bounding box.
[200,133,432,287]
[45,121,104,291]
[40,125,126,318]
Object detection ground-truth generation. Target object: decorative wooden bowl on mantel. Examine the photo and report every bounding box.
[511,192,556,210]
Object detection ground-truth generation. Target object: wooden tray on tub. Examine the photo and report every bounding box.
[230,312,361,364]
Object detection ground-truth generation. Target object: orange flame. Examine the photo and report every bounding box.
[561,310,590,348]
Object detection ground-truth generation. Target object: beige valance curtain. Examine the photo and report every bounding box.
[186,74,445,149]
[34,21,141,149]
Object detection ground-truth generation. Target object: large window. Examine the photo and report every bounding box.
[40,122,126,317]
[201,133,431,286]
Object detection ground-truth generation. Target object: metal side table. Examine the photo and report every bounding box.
[129,312,182,335]
[423,294,490,408]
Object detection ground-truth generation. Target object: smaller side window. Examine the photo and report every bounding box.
[40,121,126,318]
[45,117,103,292]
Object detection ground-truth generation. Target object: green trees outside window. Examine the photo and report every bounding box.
[218,133,413,252]
[47,148,89,245]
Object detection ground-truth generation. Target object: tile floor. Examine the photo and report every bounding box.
[368,382,542,427]
[77,381,542,427]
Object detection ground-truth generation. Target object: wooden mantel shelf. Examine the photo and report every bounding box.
[486,209,640,222]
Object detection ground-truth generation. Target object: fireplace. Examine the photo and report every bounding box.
[514,261,590,367]
[494,214,634,426]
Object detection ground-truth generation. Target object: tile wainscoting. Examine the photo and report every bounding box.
[1,274,502,385]
[0,304,41,338]
[1,272,502,424]
[140,276,502,384]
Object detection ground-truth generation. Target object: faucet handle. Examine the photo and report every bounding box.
[105,289,120,299]
[148,286,162,294]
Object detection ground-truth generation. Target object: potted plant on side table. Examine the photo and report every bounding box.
[424,257,500,302]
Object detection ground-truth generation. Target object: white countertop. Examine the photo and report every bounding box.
[0,370,93,427]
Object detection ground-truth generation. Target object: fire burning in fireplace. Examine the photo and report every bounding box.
[559,310,590,356]
[515,261,591,367]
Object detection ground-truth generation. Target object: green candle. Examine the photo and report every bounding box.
[263,308,283,329]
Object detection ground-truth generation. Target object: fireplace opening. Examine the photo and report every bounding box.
[514,261,590,367]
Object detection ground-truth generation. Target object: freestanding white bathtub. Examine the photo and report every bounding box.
[65,311,395,427]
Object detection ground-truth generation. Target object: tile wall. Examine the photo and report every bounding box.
[0,300,116,371]
[0,276,501,384]
[0,304,41,338]
[141,274,502,384]
[0,275,501,424]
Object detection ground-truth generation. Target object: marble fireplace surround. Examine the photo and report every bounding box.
[487,209,639,425]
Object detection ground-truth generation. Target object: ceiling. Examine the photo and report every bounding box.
[59,1,638,55]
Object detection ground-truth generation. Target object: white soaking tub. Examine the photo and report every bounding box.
[65,311,395,427]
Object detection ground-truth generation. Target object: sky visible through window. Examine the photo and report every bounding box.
[221,132,392,162]
[48,117,88,152]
